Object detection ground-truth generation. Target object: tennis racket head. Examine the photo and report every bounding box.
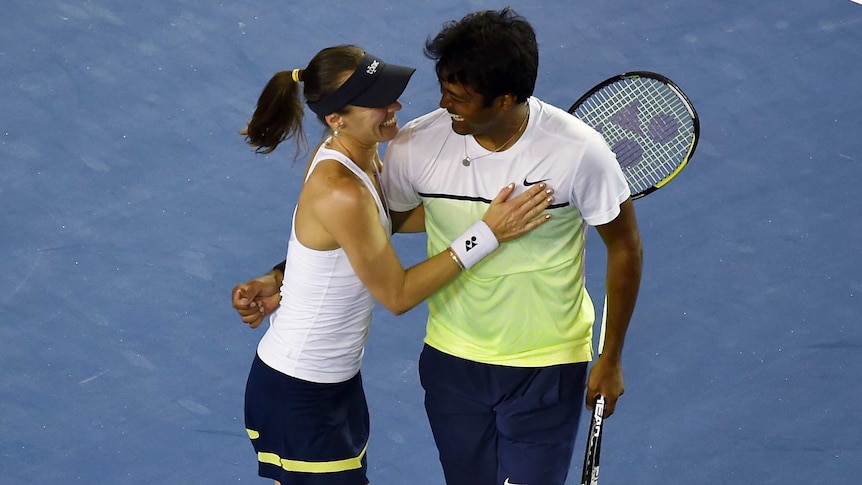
[568,71,699,199]
[581,395,606,485]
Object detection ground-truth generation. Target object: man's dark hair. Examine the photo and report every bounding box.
[424,7,539,106]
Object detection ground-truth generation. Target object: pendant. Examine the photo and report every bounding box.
[462,156,471,167]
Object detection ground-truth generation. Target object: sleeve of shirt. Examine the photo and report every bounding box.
[381,127,422,212]
[571,132,631,226]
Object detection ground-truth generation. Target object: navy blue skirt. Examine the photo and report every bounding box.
[244,353,369,485]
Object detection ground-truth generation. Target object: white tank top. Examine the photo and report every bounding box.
[257,143,391,383]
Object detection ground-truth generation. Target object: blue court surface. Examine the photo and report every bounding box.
[2,0,861,483]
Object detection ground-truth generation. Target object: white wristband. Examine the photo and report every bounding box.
[449,220,499,270]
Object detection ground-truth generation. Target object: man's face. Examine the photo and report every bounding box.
[438,79,503,136]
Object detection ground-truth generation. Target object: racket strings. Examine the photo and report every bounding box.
[573,78,696,195]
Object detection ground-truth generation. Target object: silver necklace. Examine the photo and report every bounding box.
[462,108,529,167]
[369,153,390,218]
[330,135,391,220]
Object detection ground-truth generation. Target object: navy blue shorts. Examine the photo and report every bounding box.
[244,354,369,485]
[419,345,587,485]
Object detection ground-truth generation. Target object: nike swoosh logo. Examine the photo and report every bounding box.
[523,177,548,186]
[503,479,527,485]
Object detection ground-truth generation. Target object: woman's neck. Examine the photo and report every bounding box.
[328,134,378,171]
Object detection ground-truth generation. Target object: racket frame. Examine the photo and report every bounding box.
[567,71,700,200]
[581,394,606,485]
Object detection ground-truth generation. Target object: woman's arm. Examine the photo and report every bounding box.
[317,178,553,315]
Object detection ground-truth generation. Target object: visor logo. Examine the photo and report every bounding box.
[366,60,380,75]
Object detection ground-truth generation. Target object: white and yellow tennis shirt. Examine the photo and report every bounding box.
[383,97,629,367]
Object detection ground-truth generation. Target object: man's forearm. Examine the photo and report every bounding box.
[601,249,642,360]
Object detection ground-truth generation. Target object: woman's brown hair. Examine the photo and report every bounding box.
[243,45,364,156]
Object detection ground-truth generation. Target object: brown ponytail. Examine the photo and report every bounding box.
[242,45,364,158]
[244,71,305,155]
